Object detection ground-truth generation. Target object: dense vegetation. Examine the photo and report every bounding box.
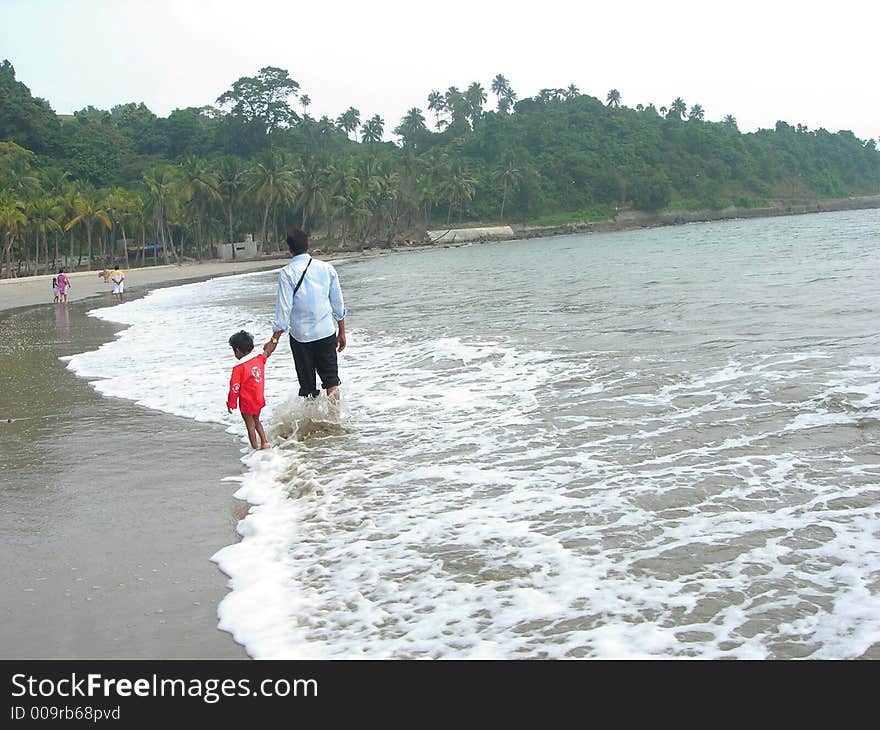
[1,59,878,277]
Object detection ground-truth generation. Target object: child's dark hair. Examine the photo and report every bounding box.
[228,330,254,354]
[286,228,309,255]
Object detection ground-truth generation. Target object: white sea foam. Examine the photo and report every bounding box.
[64,236,880,659]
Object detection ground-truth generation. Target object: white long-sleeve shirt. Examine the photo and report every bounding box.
[273,254,347,343]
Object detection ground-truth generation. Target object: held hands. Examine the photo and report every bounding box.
[263,338,279,357]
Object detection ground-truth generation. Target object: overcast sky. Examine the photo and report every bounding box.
[2,0,877,142]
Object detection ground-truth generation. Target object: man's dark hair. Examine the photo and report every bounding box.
[286,228,309,255]
[228,330,254,354]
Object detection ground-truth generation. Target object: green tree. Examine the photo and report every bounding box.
[216,66,301,131]
[0,59,60,153]
[606,89,621,107]
[465,82,487,128]
[361,115,385,143]
[180,156,220,260]
[246,151,298,249]
[439,162,477,223]
[142,166,180,264]
[295,157,330,230]
[427,90,445,129]
[394,107,428,147]
[336,107,361,140]
[28,194,63,273]
[64,185,112,268]
[491,74,514,113]
[669,97,687,120]
[493,155,522,221]
[0,189,27,277]
[215,156,248,248]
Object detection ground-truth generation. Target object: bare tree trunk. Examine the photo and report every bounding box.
[261,203,270,254]
[120,221,130,268]
[86,224,93,270]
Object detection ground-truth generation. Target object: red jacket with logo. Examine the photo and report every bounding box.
[227,353,267,415]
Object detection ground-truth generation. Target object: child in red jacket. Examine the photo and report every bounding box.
[227,330,270,450]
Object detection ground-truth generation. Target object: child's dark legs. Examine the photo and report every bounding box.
[242,413,269,449]
[241,413,259,449]
[254,416,269,449]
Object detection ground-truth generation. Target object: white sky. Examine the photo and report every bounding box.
[2,0,878,142]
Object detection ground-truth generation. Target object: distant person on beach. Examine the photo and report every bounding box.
[56,269,70,303]
[263,228,347,402]
[52,275,59,303]
[110,265,125,303]
[227,330,270,450]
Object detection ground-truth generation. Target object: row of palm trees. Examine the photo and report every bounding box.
[0,147,510,278]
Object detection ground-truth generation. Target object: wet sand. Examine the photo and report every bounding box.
[0,295,248,657]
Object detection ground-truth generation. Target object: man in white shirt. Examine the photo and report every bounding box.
[263,229,347,401]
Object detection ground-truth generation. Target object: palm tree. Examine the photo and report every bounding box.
[493,155,522,222]
[180,156,220,261]
[669,97,686,120]
[635,103,645,112]
[360,115,385,143]
[28,194,63,275]
[565,84,580,100]
[394,107,427,147]
[64,186,112,269]
[105,187,141,267]
[465,82,486,128]
[501,87,517,113]
[427,90,445,130]
[688,104,705,121]
[722,114,738,131]
[215,156,247,249]
[300,94,311,119]
[444,87,468,128]
[295,157,329,230]
[142,167,180,264]
[606,89,622,107]
[325,159,357,243]
[0,190,27,278]
[439,162,477,224]
[246,151,298,251]
[336,107,361,141]
[492,74,514,112]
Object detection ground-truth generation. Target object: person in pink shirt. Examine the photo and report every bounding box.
[56,268,70,303]
[226,330,270,450]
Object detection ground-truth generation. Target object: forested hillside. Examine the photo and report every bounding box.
[2,59,878,276]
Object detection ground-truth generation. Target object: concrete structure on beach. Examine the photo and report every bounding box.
[426,226,515,244]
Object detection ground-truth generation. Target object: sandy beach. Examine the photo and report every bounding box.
[0,256,293,313]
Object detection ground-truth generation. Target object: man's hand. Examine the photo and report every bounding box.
[337,331,346,352]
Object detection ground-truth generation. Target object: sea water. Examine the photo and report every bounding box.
[64,208,880,658]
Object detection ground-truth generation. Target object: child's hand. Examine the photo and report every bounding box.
[227,407,233,414]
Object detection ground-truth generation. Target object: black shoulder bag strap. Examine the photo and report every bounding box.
[292,257,313,298]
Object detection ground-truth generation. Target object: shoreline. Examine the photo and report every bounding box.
[451,193,880,243]
[0,294,248,658]
[2,194,879,314]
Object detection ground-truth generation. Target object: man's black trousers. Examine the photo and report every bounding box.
[289,333,340,397]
